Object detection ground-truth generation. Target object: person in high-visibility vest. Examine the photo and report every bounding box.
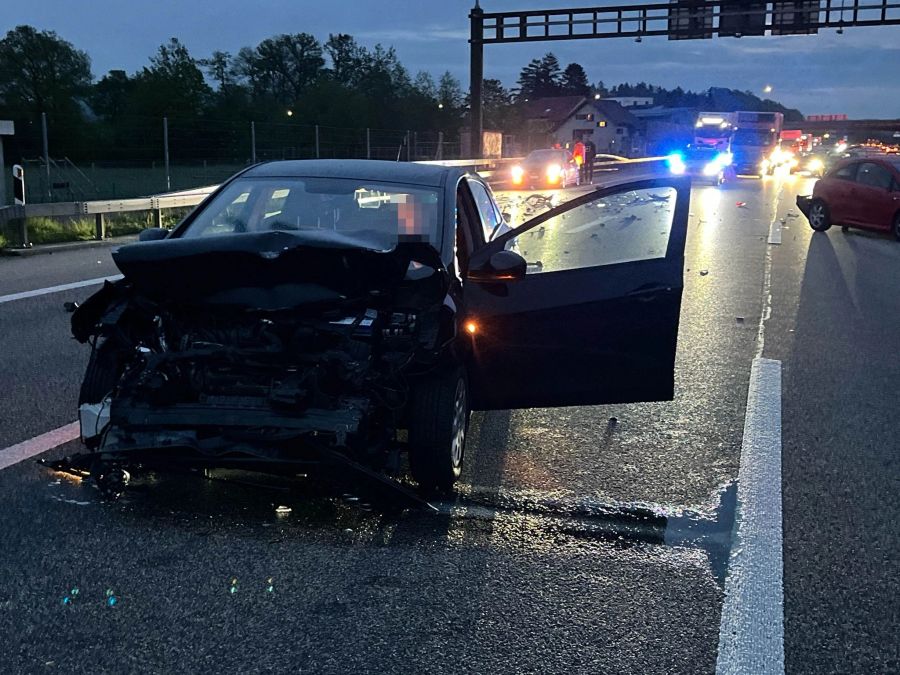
[572,140,586,181]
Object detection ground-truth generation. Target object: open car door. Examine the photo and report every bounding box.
[464,177,690,410]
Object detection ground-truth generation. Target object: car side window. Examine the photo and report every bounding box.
[467,179,504,243]
[856,163,893,190]
[832,163,858,181]
[517,187,677,275]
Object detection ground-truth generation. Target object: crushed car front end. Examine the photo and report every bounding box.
[70,172,460,488]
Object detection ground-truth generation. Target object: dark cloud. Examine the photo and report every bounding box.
[4,0,899,117]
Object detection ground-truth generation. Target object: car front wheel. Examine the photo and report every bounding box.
[808,199,832,232]
[893,212,900,241]
[408,368,468,493]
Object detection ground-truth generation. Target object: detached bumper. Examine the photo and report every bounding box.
[796,195,812,218]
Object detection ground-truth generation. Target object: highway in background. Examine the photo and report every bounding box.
[1,173,897,674]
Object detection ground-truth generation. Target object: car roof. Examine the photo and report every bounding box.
[242,159,463,188]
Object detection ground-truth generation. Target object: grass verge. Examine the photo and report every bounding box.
[1,208,192,248]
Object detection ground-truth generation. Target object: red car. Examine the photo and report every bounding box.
[798,157,900,240]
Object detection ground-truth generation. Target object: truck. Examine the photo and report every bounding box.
[731,111,784,176]
[693,112,735,151]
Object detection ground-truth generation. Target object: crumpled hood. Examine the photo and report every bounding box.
[111,229,446,310]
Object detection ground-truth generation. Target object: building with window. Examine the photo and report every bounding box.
[604,96,655,109]
[521,96,644,157]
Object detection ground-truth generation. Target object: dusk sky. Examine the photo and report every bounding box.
[3,0,899,118]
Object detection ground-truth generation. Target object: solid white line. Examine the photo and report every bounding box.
[716,358,784,675]
[0,422,81,471]
[0,275,122,305]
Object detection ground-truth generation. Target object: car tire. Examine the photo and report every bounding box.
[408,367,469,493]
[893,212,900,242]
[808,199,832,232]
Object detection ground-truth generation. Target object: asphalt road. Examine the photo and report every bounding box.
[0,172,897,674]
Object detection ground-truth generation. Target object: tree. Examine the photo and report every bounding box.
[437,71,463,110]
[133,38,211,117]
[238,33,324,105]
[480,78,515,129]
[324,33,363,86]
[90,70,133,119]
[0,25,92,116]
[413,71,437,100]
[516,52,562,100]
[560,63,590,97]
[200,51,234,91]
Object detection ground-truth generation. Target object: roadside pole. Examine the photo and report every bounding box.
[0,121,8,206]
[315,125,320,159]
[163,117,171,191]
[41,112,50,199]
[250,121,257,164]
[366,128,371,159]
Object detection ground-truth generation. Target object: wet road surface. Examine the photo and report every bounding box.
[1,173,898,673]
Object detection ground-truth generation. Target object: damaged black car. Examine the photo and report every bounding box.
[70,160,690,499]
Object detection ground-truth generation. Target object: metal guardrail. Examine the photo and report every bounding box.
[0,156,666,247]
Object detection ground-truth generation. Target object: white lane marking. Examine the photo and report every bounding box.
[0,275,122,305]
[0,422,80,471]
[768,219,782,245]
[716,357,784,675]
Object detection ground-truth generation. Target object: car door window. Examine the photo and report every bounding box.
[856,163,893,190]
[467,179,504,243]
[832,163,858,181]
[508,186,678,274]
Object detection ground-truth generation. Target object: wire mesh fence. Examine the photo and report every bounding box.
[2,113,477,203]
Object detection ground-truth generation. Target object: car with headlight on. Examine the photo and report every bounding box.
[667,146,735,185]
[70,160,690,500]
[510,149,581,190]
[799,150,830,177]
[765,144,800,174]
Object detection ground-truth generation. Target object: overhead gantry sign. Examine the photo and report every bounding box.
[468,0,900,155]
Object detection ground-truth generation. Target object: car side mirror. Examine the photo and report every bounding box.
[502,212,511,224]
[139,227,169,242]
[468,249,527,283]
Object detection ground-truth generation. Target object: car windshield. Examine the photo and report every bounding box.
[695,127,730,139]
[733,130,776,146]
[526,149,566,164]
[180,177,442,249]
